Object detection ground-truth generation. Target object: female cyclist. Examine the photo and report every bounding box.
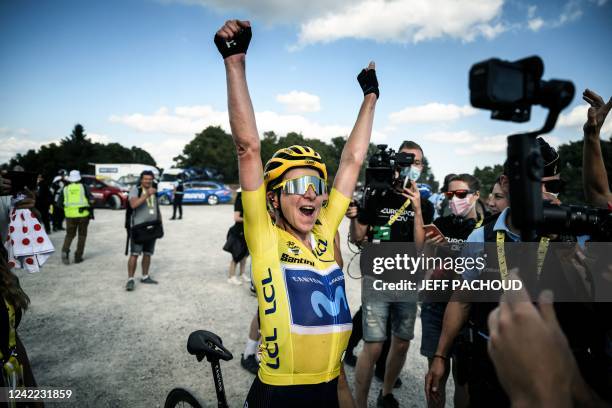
[215,19,379,407]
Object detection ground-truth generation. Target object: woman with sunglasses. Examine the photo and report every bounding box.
[215,20,378,407]
[420,173,483,408]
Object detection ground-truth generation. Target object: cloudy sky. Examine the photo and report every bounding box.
[1,0,611,181]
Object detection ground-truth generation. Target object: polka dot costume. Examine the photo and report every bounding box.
[4,208,54,273]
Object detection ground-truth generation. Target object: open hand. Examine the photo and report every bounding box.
[582,89,612,135]
[487,273,576,407]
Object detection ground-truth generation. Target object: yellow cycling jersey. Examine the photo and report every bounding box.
[243,185,352,386]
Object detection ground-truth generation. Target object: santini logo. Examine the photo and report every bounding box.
[281,253,314,266]
[310,286,349,318]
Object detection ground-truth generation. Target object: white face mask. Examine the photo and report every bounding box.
[400,165,422,182]
[449,196,475,217]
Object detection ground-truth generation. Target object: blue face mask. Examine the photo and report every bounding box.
[401,166,422,181]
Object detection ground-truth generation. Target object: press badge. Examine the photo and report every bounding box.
[372,225,391,241]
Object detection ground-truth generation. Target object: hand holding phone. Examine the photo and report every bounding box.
[423,224,446,244]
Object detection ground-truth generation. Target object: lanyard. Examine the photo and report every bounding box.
[387,198,411,226]
[142,187,154,209]
[496,230,550,281]
[0,298,16,362]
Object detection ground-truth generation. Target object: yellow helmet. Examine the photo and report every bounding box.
[264,145,327,190]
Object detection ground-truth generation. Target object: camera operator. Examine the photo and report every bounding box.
[425,138,610,407]
[349,141,434,408]
[582,89,612,208]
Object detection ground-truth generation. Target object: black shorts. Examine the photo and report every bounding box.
[244,376,339,408]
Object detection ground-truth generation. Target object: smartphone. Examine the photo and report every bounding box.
[5,171,38,195]
[423,224,445,240]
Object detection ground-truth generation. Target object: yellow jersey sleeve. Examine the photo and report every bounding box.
[242,184,276,256]
[317,188,351,240]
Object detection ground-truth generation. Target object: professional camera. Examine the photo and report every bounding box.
[470,56,574,123]
[361,144,414,210]
[542,203,612,242]
[470,55,575,241]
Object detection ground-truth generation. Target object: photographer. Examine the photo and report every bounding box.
[582,89,612,208]
[126,170,162,291]
[425,139,608,407]
[59,170,94,265]
[51,169,67,231]
[349,141,434,408]
[420,173,483,408]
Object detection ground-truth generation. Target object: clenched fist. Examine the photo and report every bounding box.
[214,20,252,59]
[357,61,379,99]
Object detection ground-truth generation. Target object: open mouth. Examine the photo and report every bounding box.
[299,206,315,217]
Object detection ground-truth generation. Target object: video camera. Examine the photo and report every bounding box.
[361,144,414,210]
[469,55,611,241]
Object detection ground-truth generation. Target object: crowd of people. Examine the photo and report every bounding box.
[1,17,611,408]
[214,19,612,408]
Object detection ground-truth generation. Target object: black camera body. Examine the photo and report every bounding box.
[361,145,415,210]
[541,203,612,242]
[470,56,574,123]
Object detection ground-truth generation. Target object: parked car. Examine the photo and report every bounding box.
[81,175,129,209]
[157,181,232,206]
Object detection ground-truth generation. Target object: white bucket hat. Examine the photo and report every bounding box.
[68,170,81,182]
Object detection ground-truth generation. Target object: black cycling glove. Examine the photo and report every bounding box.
[214,27,252,59]
[357,68,379,99]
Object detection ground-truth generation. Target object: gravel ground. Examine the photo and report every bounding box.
[16,205,454,407]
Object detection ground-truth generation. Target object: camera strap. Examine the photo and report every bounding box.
[496,231,550,282]
[386,198,411,226]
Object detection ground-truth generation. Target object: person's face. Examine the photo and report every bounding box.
[141,175,154,188]
[487,182,509,214]
[267,167,325,235]
[447,180,480,205]
[541,174,562,205]
[399,147,423,170]
[499,174,560,205]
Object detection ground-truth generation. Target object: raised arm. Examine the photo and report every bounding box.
[215,20,263,191]
[582,89,612,207]
[333,62,379,198]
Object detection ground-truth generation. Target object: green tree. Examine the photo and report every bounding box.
[173,126,238,182]
[473,164,504,196]
[3,124,157,181]
[471,136,612,205]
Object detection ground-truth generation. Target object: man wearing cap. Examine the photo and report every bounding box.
[59,170,94,264]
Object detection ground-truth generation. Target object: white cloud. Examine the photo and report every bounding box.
[109,105,230,135]
[423,130,478,144]
[276,91,321,113]
[528,17,544,31]
[389,103,478,124]
[559,104,612,134]
[141,137,192,169]
[293,0,505,48]
[0,128,58,164]
[527,5,537,18]
[163,0,354,23]
[455,134,507,155]
[110,105,388,162]
[88,132,113,144]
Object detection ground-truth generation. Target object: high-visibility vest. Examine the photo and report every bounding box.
[63,183,89,218]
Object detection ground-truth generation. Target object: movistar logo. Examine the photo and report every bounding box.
[310,286,349,318]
